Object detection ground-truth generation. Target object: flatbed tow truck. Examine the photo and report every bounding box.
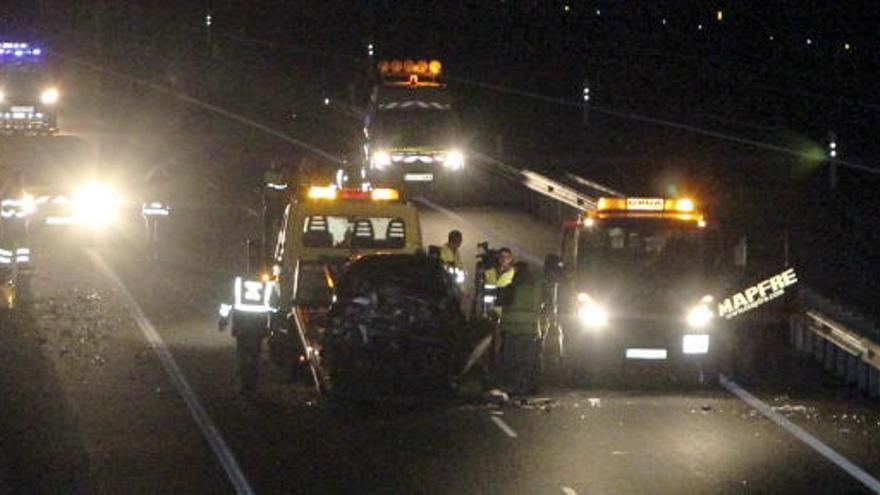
[555,196,729,384]
[264,184,423,393]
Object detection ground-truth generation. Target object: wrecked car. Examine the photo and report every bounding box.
[322,253,468,399]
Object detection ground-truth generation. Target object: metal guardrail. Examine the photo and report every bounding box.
[791,301,880,397]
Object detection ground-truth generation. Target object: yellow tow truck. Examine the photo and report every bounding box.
[266,184,422,390]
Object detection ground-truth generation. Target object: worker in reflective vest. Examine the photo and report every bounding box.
[440,229,465,285]
[498,263,545,396]
[218,272,278,400]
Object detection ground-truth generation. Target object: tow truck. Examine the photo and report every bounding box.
[556,196,728,383]
[265,184,423,392]
[0,42,60,135]
[363,59,466,188]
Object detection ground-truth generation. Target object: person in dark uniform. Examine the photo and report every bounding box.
[262,161,289,254]
[498,262,546,396]
[141,166,172,261]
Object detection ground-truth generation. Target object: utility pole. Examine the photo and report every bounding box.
[581,81,591,125]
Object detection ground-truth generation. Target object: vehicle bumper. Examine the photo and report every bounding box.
[561,315,725,372]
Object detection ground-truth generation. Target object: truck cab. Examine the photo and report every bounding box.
[0,43,60,135]
[267,184,423,388]
[364,60,465,188]
[558,196,727,383]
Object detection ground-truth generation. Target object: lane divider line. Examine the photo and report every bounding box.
[89,250,255,495]
[719,374,880,494]
[490,415,518,438]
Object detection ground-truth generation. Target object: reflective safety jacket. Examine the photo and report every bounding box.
[439,244,463,270]
[218,276,278,337]
[499,282,542,338]
[485,266,515,288]
[440,243,465,284]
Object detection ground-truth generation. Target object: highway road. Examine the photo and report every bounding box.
[2,149,880,494]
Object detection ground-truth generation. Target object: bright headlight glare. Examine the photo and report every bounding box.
[372,151,391,169]
[576,293,608,329]
[686,303,714,328]
[73,183,118,227]
[21,193,37,215]
[41,87,60,105]
[445,150,465,170]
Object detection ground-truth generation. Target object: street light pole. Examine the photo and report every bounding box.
[828,133,838,190]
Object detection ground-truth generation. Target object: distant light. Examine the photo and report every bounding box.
[367,43,374,57]
[563,4,570,12]
[806,38,813,46]
[769,35,775,41]
[583,86,590,102]
[829,141,837,150]
[32,48,41,56]
[830,150,837,158]
[844,42,851,51]
[323,97,330,106]
[14,50,22,57]
[595,9,601,16]
[697,24,703,31]
[716,10,723,21]
[662,18,667,25]
[205,14,212,27]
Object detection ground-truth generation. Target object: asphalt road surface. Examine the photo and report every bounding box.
[2,158,880,495]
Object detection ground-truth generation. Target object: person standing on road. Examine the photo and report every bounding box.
[262,161,289,254]
[440,229,465,284]
[484,247,516,291]
[498,263,545,396]
[218,249,277,400]
[482,247,517,383]
[141,166,172,261]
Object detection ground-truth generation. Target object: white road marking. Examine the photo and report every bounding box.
[89,251,255,495]
[414,196,544,266]
[720,374,880,494]
[490,415,518,438]
[561,486,578,495]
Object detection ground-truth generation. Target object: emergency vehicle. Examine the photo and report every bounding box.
[0,42,60,135]
[265,184,423,391]
[363,59,465,187]
[556,196,727,383]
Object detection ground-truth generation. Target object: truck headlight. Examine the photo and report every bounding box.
[445,150,465,170]
[686,303,714,328]
[21,193,37,215]
[576,292,608,329]
[40,87,60,105]
[73,183,119,227]
[682,334,710,354]
[371,151,391,169]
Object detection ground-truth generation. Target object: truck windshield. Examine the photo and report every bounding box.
[0,66,48,94]
[374,109,457,146]
[578,218,705,277]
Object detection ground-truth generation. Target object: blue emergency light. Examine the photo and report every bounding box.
[0,42,43,59]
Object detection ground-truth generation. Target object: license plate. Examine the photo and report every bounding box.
[404,173,434,182]
[625,348,668,360]
[11,106,34,113]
